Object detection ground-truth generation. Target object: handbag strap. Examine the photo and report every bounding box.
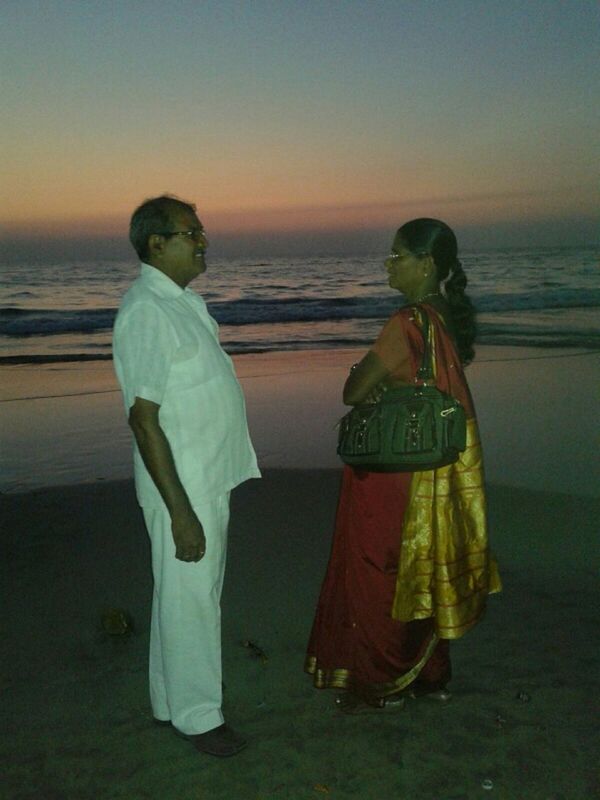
[413,306,434,384]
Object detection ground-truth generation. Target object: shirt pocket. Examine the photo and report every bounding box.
[168,338,229,389]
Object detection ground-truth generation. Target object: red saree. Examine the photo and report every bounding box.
[305,305,501,700]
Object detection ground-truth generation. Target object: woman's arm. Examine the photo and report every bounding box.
[343,313,413,405]
[343,351,390,405]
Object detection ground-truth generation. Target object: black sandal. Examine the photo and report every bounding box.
[407,686,452,702]
[335,691,406,715]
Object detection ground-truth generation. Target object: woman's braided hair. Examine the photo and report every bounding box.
[397,218,476,365]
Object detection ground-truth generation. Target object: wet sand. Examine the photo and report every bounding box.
[2,346,599,496]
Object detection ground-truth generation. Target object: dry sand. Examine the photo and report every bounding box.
[1,471,599,800]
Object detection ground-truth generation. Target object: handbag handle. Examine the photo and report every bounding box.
[413,306,434,384]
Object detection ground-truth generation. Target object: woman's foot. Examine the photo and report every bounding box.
[335,691,405,715]
[407,686,452,702]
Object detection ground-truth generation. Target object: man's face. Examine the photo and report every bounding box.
[157,210,208,287]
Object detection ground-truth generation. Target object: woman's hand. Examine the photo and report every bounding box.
[362,381,388,405]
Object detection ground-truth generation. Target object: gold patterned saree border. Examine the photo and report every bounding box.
[305,632,439,699]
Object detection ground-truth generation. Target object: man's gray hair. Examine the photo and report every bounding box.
[129,194,197,260]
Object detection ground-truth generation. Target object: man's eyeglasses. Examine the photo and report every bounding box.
[158,229,206,243]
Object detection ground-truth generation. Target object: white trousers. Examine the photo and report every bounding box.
[142,493,230,736]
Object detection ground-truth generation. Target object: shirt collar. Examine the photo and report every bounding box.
[140,262,185,299]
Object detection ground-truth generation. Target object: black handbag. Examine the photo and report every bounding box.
[337,308,467,472]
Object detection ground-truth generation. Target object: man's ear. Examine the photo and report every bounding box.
[147,234,165,258]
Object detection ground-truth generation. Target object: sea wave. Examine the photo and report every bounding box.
[2,286,599,336]
[0,307,117,336]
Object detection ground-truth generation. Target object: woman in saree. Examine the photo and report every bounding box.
[305,218,501,713]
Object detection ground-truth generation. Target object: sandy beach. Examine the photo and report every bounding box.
[1,347,599,799]
[1,473,599,799]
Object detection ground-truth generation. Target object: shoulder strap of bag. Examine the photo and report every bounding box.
[413,306,434,383]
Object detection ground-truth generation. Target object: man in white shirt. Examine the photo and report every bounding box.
[113,195,260,757]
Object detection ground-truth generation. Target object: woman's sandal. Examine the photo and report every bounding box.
[335,691,406,715]
[407,686,452,702]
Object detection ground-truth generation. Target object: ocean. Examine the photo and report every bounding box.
[1,246,599,363]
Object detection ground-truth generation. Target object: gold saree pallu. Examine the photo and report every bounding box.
[392,418,502,638]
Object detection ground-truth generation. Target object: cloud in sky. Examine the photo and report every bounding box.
[1,0,598,254]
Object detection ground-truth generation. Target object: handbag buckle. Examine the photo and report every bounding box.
[440,407,457,418]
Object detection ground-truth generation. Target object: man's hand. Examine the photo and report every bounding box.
[172,507,206,563]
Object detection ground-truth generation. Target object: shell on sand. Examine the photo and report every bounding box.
[100,607,134,636]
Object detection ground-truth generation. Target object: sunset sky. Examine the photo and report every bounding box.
[1,0,598,257]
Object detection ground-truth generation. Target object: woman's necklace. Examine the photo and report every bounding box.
[415,292,441,303]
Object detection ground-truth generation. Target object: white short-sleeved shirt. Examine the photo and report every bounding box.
[113,263,260,507]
